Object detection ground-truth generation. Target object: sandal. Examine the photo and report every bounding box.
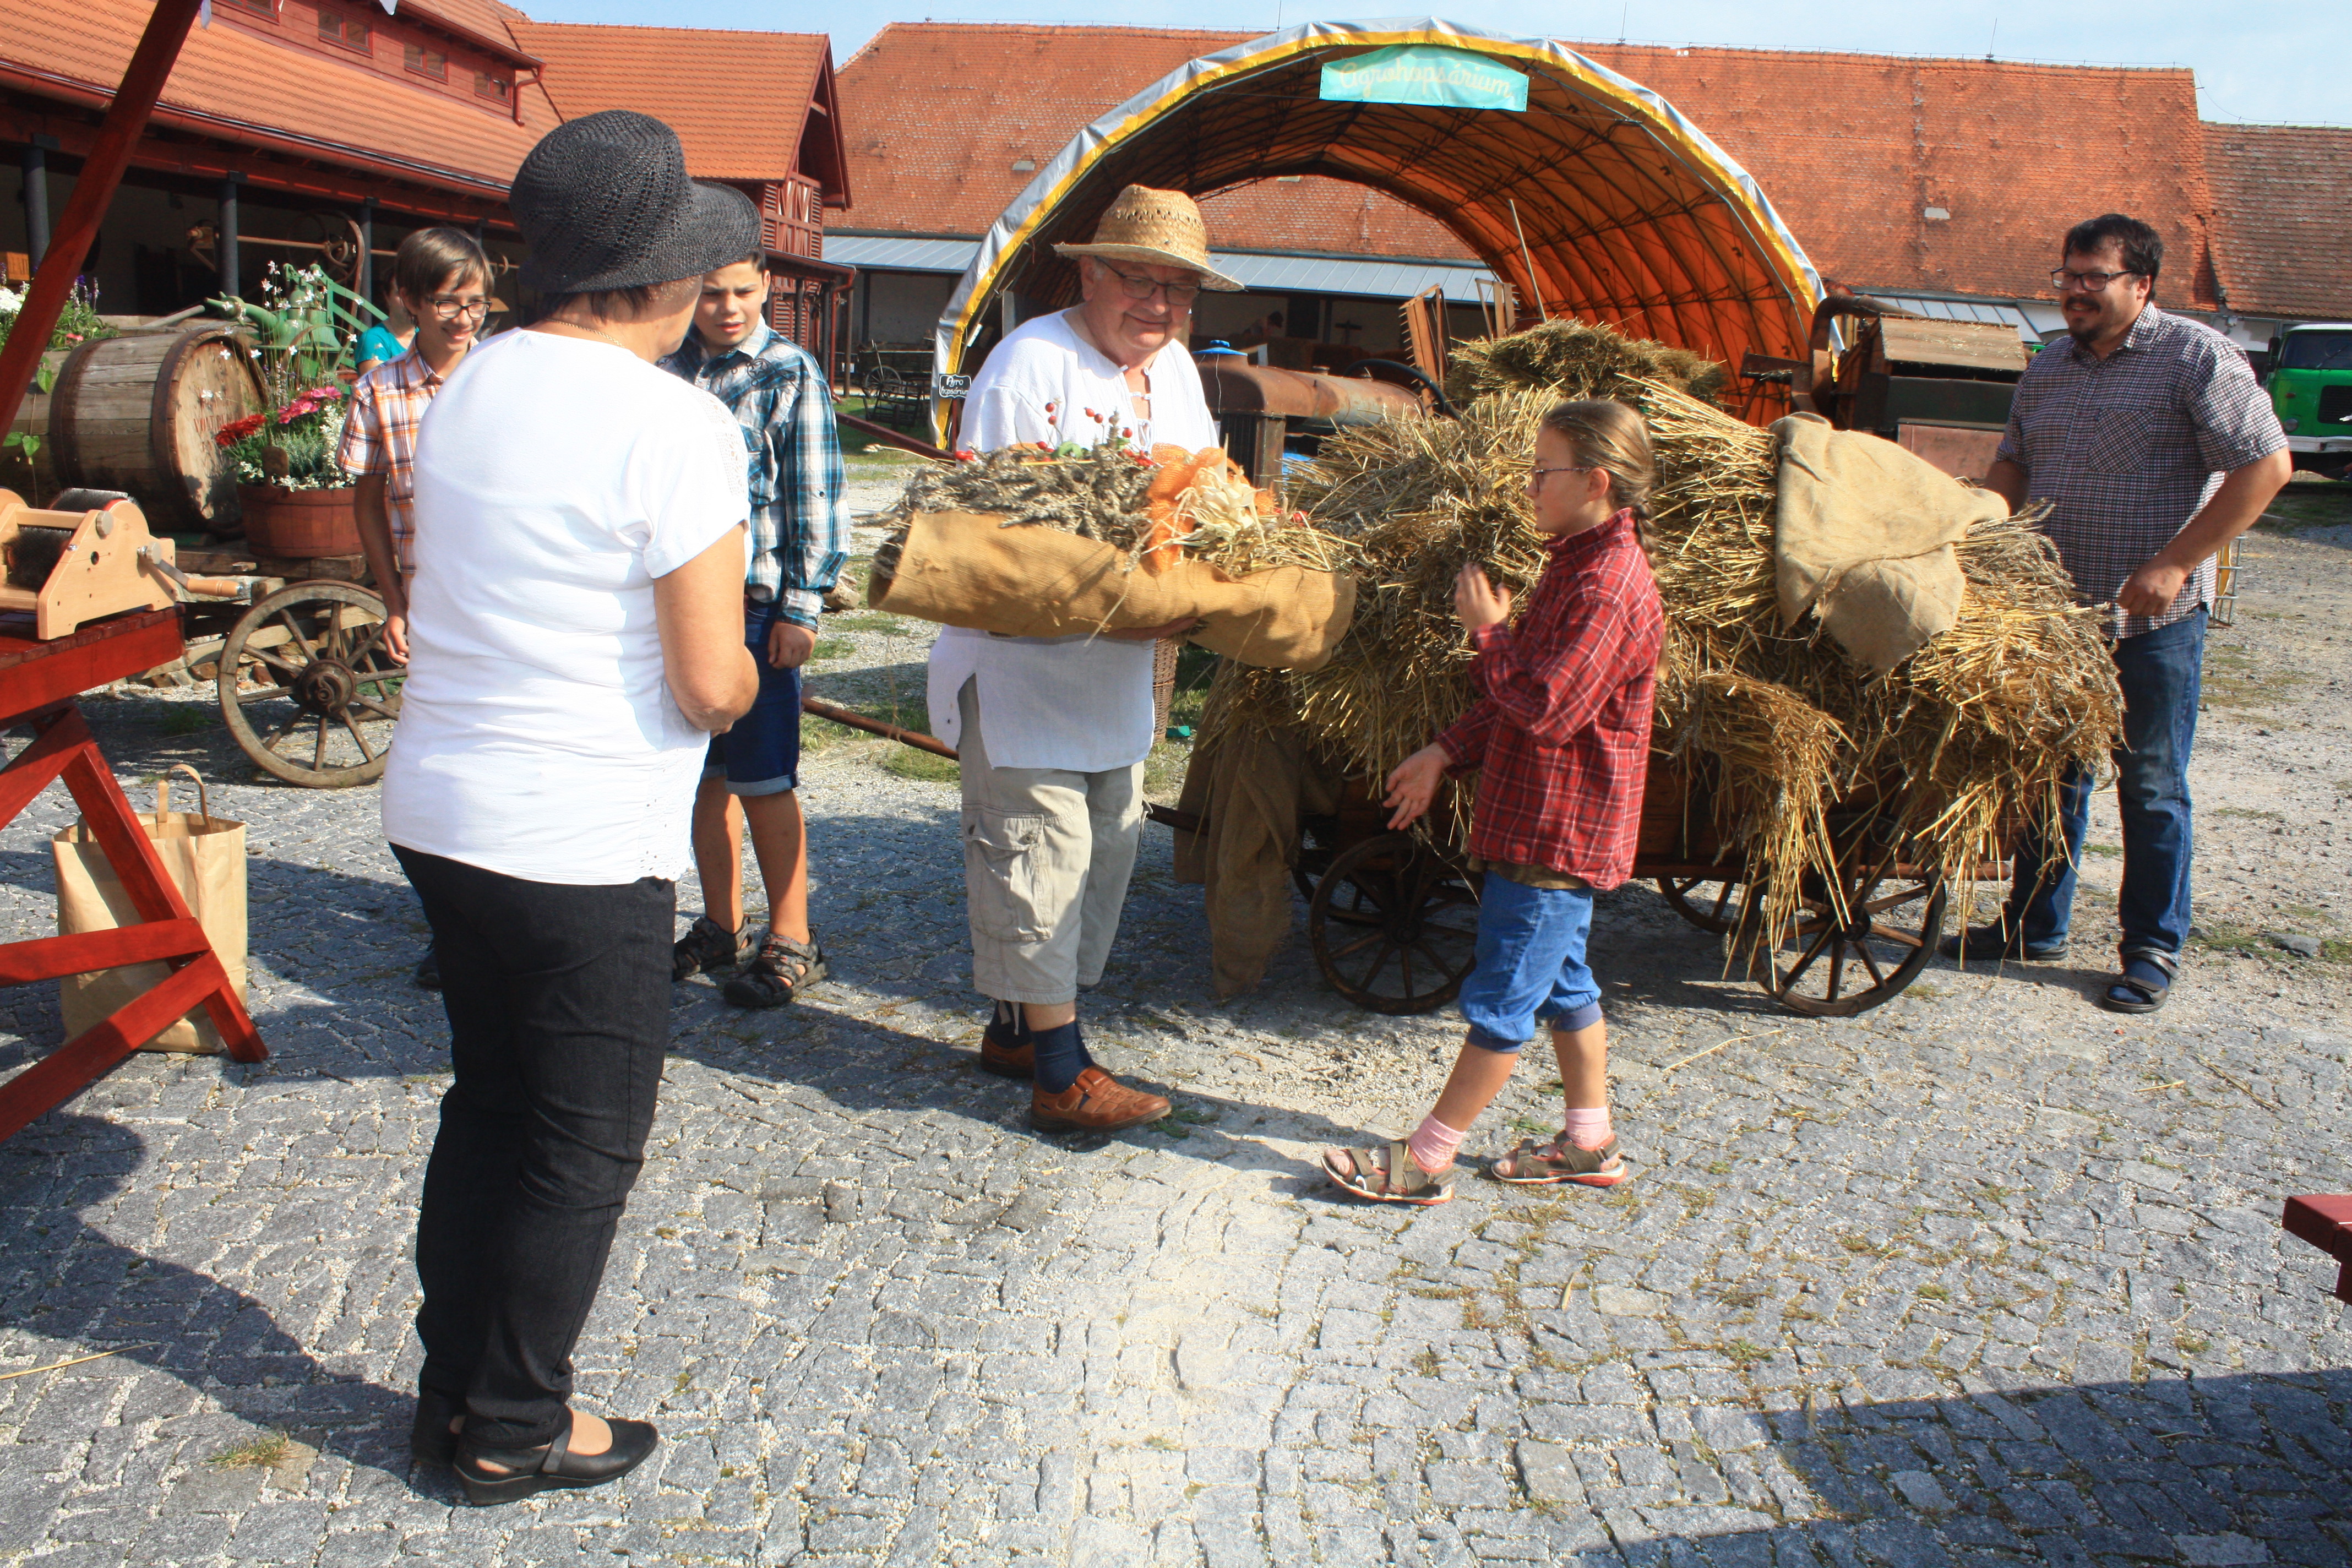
[2098,946,2177,1015]
[454,1410,660,1507]
[673,914,754,982]
[1490,1134,1627,1187]
[1322,1141,1453,1206]
[721,932,827,1009]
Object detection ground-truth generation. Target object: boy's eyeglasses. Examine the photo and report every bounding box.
[1527,465,1596,487]
[427,296,491,319]
[1101,265,1201,306]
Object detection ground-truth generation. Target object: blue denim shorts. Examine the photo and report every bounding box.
[703,602,802,796]
[1457,875,1604,1052]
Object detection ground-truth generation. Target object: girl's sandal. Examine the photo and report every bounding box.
[1322,1141,1453,1206]
[1490,1134,1628,1188]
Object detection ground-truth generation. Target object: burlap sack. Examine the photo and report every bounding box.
[1771,412,2007,674]
[869,508,1356,672]
[53,765,248,1054]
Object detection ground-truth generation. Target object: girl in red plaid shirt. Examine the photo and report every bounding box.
[1326,401,1663,1205]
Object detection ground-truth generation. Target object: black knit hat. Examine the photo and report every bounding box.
[510,111,762,295]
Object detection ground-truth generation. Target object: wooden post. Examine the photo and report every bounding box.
[20,139,52,266]
[0,0,203,439]
[358,196,374,303]
[216,172,241,297]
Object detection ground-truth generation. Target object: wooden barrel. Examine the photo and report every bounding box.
[50,325,266,536]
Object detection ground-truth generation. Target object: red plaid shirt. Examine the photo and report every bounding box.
[1435,509,1662,888]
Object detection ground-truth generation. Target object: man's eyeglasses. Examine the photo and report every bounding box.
[1101,265,1201,307]
[427,295,492,320]
[1527,464,1595,488]
[2050,268,2139,295]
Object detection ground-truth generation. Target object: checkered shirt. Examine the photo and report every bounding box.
[335,345,446,575]
[661,322,848,627]
[1996,304,2285,640]
[1435,510,1664,890]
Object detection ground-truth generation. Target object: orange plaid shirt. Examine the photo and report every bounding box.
[336,346,448,575]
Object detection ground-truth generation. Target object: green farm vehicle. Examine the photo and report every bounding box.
[2264,322,2352,480]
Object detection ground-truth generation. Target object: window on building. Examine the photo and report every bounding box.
[222,0,276,18]
[317,8,371,50]
[473,71,511,104]
[404,42,448,80]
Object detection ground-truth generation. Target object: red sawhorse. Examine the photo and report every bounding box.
[0,609,266,1143]
[2283,1196,2352,1305]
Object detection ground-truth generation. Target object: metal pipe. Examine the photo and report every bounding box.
[358,197,373,303]
[217,172,241,297]
[20,139,52,267]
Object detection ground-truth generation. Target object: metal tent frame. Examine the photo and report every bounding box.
[930,17,1823,443]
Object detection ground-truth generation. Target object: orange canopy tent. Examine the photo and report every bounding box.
[932,18,1823,444]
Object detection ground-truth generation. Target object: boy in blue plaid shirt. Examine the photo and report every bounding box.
[661,255,849,1008]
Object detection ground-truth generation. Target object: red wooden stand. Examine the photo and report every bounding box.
[2283,1196,2352,1304]
[0,609,265,1143]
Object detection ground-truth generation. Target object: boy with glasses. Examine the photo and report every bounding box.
[340,225,495,991]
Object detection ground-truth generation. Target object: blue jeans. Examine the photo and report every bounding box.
[2008,608,2203,956]
[1457,876,1605,1053]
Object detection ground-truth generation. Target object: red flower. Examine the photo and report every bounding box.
[1043,402,1057,413]
[954,448,976,461]
[215,413,268,448]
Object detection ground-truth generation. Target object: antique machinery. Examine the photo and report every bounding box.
[1196,358,1428,486]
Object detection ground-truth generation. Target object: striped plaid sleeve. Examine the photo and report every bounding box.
[336,375,385,477]
[773,357,849,628]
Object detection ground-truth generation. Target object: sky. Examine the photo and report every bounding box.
[521,0,2351,127]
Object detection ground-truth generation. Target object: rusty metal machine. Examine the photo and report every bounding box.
[1196,357,1430,486]
[1786,295,2031,478]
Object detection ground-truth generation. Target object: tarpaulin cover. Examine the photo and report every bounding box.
[934,17,1822,442]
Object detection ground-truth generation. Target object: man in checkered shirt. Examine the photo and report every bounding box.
[1945,213,2289,1014]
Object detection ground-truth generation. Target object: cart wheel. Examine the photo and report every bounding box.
[1307,832,1482,1015]
[1658,874,1744,935]
[1754,850,1947,1017]
[216,581,402,788]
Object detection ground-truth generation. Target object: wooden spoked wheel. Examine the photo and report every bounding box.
[1306,832,1482,1015]
[1752,849,1947,1017]
[1657,874,1744,935]
[215,581,402,788]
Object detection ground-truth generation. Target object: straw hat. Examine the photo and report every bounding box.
[1053,185,1242,291]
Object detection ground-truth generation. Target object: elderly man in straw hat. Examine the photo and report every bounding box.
[928,185,1240,1135]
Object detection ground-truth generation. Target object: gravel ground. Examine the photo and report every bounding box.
[0,468,2344,1566]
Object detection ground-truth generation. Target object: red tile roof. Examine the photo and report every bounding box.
[508,21,839,188]
[0,0,550,198]
[2203,124,2352,322]
[837,24,2227,308]
[836,24,1472,262]
[1575,43,2218,308]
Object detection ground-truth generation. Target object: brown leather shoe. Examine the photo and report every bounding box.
[1030,1066,1172,1134]
[978,1023,1033,1079]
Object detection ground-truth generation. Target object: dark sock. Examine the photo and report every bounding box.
[1030,1020,1093,1095]
[2115,954,2171,997]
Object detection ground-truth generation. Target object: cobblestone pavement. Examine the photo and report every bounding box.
[0,500,2347,1566]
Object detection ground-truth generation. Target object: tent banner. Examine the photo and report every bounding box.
[1319,45,1528,112]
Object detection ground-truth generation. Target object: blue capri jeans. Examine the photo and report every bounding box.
[1458,875,1605,1053]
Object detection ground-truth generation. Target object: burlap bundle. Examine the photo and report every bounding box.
[868,508,1357,672]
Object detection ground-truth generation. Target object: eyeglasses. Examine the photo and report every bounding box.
[2050,268,2139,294]
[1101,265,1201,307]
[1527,465,1594,487]
[426,295,491,319]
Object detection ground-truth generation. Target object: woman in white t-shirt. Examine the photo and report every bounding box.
[381,112,760,1507]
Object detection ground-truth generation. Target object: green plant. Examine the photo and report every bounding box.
[0,275,114,362]
[209,1430,292,1469]
[211,264,384,492]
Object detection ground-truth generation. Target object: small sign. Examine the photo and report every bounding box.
[933,373,970,400]
[1319,45,1528,113]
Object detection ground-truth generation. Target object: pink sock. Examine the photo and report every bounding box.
[1564,1107,1613,1151]
[1406,1113,1466,1174]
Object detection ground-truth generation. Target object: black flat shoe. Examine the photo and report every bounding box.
[454,1413,660,1506]
[410,1389,464,1465]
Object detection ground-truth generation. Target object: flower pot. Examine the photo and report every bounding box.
[236,484,362,558]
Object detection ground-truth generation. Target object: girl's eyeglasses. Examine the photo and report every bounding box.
[1527,465,1595,487]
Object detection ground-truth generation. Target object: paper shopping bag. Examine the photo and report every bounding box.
[53,764,248,1054]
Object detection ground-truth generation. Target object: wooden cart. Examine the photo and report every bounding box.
[804,699,1963,1021]
[177,554,400,789]
[1290,754,1958,1020]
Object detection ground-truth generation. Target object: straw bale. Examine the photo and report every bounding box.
[1445,317,1730,407]
[1201,322,2122,963]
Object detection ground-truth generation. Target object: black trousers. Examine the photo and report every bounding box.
[394,845,673,1449]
